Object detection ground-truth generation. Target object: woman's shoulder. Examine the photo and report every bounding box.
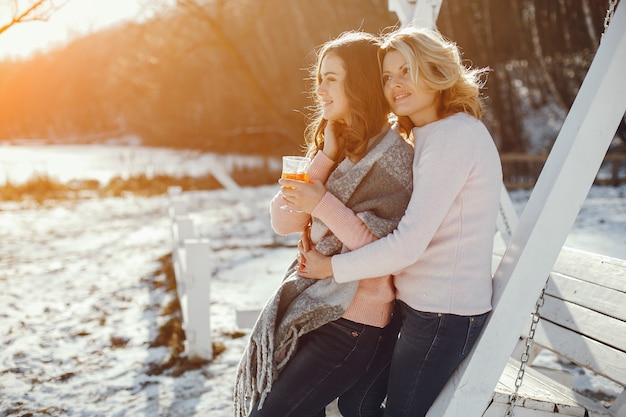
[415,113,490,142]
[377,125,414,166]
[386,124,414,149]
[436,112,483,131]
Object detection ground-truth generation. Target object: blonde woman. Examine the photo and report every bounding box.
[298,26,503,416]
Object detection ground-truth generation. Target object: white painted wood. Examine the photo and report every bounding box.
[388,0,442,29]
[169,197,188,217]
[205,155,266,223]
[208,156,241,192]
[494,359,614,416]
[171,217,194,296]
[388,0,417,28]
[428,3,626,416]
[511,336,544,366]
[174,245,188,324]
[173,216,194,246]
[497,184,520,245]
[533,320,626,386]
[551,248,626,292]
[540,297,626,352]
[411,0,443,28]
[531,367,575,389]
[498,360,582,410]
[546,272,626,321]
[610,390,626,417]
[483,403,559,417]
[167,195,214,360]
[167,185,183,197]
[493,244,626,409]
[236,308,262,328]
[183,239,213,359]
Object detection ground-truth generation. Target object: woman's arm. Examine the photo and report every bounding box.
[270,151,335,235]
[301,123,481,282]
[311,192,378,251]
[278,177,380,249]
[295,190,380,277]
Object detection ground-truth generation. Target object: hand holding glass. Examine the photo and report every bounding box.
[281,156,311,211]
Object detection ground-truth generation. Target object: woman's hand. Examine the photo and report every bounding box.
[297,226,312,271]
[278,179,326,214]
[297,241,334,279]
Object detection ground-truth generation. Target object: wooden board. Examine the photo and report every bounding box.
[492,359,614,416]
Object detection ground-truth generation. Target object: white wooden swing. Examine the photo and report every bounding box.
[387,1,626,416]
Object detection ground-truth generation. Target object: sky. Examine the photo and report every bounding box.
[0,0,159,59]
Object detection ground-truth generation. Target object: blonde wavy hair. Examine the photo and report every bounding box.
[379,26,489,138]
[304,31,391,162]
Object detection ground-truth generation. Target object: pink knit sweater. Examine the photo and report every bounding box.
[270,151,396,328]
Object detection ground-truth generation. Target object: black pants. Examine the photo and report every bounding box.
[248,318,387,417]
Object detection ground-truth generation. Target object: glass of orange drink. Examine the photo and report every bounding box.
[280,156,311,211]
[282,156,311,184]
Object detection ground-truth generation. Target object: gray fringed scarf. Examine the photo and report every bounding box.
[234,127,413,417]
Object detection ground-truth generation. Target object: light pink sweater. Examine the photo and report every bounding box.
[270,151,394,328]
[329,113,502,315]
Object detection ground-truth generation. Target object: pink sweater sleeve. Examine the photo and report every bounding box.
[269,151,336,235]
[311,192,378,250]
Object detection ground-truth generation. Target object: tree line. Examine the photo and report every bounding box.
[0,0,622,156]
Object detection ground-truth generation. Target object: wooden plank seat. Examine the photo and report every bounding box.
[486,247,626,416]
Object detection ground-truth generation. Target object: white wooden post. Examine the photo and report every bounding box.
[207,155,242,192]
[496,186,519,246]
[610,390,626,417]
[388,0,442,28]
[167,186,214,360]
[169,198,188,217]
[167,185,183,197]
[236,309,262,329]
[210,155,264,222]
[168,189,193,278]
[428,4,626,416]
[173,217,195,244]
[172,216,194,309]
[181,238,213,359]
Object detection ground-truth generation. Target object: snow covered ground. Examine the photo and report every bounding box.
[0,186,296,417]
[0,146,624,416]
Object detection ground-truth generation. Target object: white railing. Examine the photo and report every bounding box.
[165,162,266,359]
[167,186,213,359]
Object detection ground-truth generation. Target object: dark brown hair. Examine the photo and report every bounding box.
[304,31,391,161]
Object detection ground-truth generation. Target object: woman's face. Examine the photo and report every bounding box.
[382,49,438,127]
[316,54,350,122]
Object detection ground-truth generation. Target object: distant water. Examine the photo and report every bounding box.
[0,144,277,185]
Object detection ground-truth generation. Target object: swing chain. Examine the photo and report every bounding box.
[602,0,619,42]
[504,278,549,417]
[498,203,513,240]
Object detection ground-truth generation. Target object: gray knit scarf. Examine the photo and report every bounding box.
[234,127,413,417]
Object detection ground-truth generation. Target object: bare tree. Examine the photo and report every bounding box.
[0,0,69,35]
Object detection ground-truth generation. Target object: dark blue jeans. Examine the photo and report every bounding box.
[337,304,402,417]
[338,301,488,417]
[248,317,386,417]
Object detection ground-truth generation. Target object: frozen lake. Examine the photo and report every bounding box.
[0,144,279,185]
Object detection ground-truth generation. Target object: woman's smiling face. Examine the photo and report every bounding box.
[382,49,438,127]
[316,54,350,122]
